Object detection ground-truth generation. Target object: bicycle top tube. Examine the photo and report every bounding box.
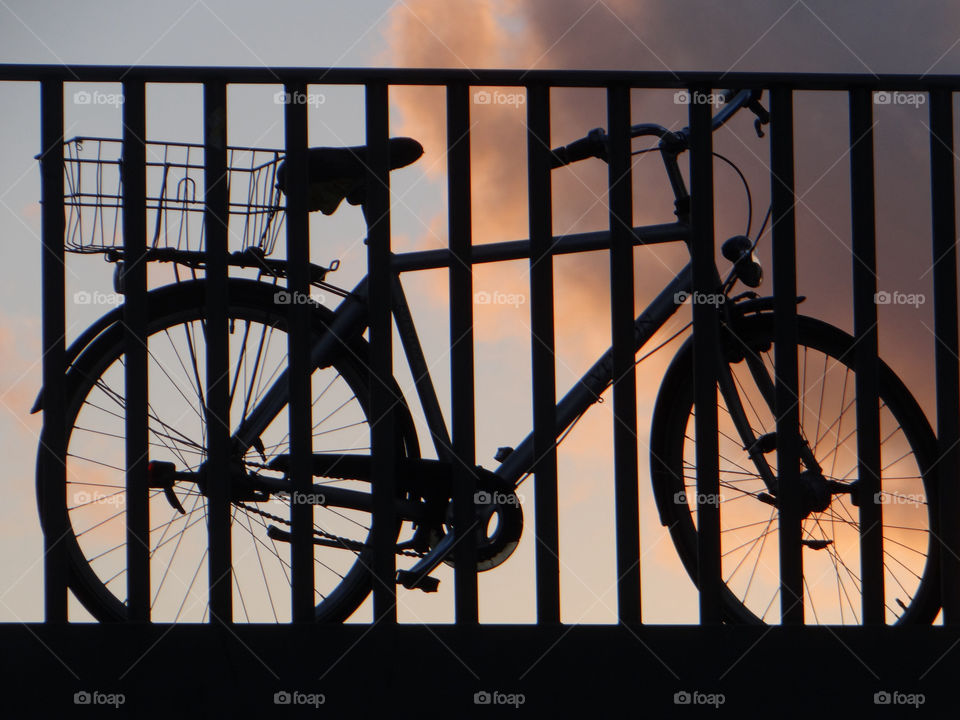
[391,222,691,274]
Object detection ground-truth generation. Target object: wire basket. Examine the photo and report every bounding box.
[62,136,286,255]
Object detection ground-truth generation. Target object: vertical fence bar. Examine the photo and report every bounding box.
[122,79,150,622]
[770,87,804,625]
[447,83,479,624]
[689,86,722,624]
[204,80,232,624]
[607,85,641,624]
[40,79,68,623]
[366,82,398,623]
[929,89,960,625]
[284,81,314,623]
[526,84,560,624]
[849,88,884,624]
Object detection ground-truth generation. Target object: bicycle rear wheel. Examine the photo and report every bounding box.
[650,313,940,624]
[36,279,419,622]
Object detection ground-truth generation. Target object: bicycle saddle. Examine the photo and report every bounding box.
[275,137,423,215]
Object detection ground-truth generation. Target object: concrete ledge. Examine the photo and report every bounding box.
[0,623,952,716]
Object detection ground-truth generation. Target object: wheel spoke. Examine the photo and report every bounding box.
[53,289,413,623]
[660,316,934,625]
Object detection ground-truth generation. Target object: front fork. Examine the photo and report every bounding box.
[715,311,857,511]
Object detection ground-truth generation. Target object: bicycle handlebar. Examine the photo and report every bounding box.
[549,88,768,169]
[549,128,609,167]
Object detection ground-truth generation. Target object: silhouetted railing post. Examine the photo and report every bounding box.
[284,80,315,623]
[608,85,642,625]
[122,79,150,623]
[770,86,803,625]
[849,87,884,625]
[447,82,479,624]
[929,89,960,625]
[366,81,398,623]
[39,78,68,623]
[204,80,233,624]
[526,83,561,624]
[689,86,722,624]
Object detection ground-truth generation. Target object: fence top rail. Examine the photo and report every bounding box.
[3,64,960,89]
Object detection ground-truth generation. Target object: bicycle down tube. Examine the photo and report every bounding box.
[495,263,694,487]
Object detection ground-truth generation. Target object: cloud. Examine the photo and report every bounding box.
[378,0,953,623]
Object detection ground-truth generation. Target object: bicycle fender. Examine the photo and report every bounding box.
[730,294,805,317]
[32,279,342,413]
[30,305,129,413]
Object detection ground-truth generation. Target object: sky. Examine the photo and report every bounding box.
[0,0,959,628]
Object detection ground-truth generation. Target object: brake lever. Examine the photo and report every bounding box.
[748,98,770,138]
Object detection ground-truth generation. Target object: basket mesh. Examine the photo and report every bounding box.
[62,137,286,255]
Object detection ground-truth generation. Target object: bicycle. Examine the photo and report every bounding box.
[35,89,939,625]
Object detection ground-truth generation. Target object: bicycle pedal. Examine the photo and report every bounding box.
[396,570,440,593]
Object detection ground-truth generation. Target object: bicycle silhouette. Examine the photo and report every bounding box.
[36,89,938,624]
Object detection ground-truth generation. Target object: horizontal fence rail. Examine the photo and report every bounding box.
[7,64,956,629]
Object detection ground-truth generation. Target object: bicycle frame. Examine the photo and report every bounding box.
[140,91,765,485]
[231,220,705,492]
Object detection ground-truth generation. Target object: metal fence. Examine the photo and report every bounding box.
[5,64,958,628]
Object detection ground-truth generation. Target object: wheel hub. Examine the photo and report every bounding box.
[798,468,833,518]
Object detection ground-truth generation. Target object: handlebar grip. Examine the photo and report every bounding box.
[550,137,593,168]
[550,128,607,168]
[549,146,570,169]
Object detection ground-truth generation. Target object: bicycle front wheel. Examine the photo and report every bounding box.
[37,279,419,622]
[650,313,940,625]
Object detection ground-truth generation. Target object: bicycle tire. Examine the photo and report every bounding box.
[650,313,940,625]
[36,278,419,622]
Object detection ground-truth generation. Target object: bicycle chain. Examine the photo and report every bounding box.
[235,501,425,558]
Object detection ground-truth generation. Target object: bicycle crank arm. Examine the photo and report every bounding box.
[251,474,431,523]
[395,533,454,593]
[267,453,454,498]
[265,524,367,553]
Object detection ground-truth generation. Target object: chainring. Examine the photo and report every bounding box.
[428,468,524,572]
